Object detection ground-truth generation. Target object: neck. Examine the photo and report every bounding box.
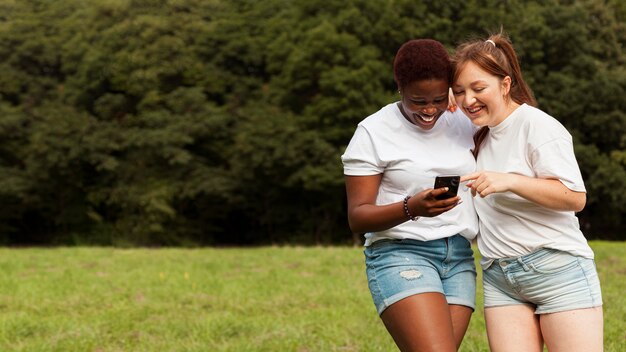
[397,102,417,125]
[493,101,521,126]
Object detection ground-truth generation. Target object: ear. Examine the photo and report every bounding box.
[501,76,512,96]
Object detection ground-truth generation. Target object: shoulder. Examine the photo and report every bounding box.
[358,102,402,132]
[520,104,568,131]
[517,104,572,140]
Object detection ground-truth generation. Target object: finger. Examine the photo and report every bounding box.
[430,196,461,212]
[435,196,461,207]
[479,186,493,198]
[448,88,457,108]
[460,173,480,183]
[416,188,436,200]
[430,187,449,198]
[476,181,492,196]
[432,203,458,215]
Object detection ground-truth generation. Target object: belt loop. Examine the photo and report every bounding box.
[517,257,531,271]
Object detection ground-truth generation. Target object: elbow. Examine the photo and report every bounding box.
[348,207,372,234]
[347,213,359,234]
[571,192,586,212]
[347,217,366,234]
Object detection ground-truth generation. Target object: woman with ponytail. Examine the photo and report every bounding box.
[452,33,603,352]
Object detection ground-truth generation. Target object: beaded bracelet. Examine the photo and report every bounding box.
[403,195,419,221]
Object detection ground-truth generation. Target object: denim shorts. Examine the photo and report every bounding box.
[364,235,476,315]
[483,248,603,314]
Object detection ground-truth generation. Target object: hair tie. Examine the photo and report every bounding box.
[485,39,496,47]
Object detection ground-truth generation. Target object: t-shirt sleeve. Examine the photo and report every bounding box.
[531,138,586,192]
[341,125,384,176]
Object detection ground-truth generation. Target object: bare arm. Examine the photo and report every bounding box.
[461,171,586,212]
[345,175,461,234]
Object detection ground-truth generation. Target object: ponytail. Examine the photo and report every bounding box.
[488,34,537,107]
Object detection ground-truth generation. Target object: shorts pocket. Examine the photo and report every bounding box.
[528,250,580,274]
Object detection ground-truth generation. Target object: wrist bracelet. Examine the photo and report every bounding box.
[403,195,419,221]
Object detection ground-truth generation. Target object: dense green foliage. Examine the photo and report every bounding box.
[0,0,624,245]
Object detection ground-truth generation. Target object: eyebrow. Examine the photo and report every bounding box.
[410,93,448,100]
[453,80,488,88]
[468,80,489,87]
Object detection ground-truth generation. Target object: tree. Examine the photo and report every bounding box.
[0,0,623,244]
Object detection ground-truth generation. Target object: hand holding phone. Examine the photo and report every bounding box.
[434,176,460,200]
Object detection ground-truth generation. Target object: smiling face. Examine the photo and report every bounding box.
[399,79,449,130]
[452,61,516,127]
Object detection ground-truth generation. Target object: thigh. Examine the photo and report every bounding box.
[449,304,473,350]
[485,305,543,352]
[381,292,456,352]
[540,307,604,352]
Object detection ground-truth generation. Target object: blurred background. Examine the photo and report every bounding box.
[0,0,624,246]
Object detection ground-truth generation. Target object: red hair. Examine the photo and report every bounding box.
[453,33,536,107]
[453,33,537,158]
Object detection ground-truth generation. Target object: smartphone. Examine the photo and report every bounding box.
[433,175,460,200]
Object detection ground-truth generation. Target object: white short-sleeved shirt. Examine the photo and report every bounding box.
[341,102,479,246]
[474,104,594,267]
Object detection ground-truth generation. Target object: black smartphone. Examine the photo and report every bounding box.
[433,176,460,200]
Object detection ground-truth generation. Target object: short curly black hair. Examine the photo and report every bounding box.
[393,39,452,90]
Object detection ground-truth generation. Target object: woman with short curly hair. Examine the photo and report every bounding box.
[342,39,478,351]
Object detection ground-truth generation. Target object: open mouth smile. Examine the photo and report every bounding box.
[415,109,444,123]
[417,113,437,122]
[466,105,484,115]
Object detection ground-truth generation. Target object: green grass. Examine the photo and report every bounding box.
[0,242,624,351]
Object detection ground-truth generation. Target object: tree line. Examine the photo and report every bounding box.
[0,0,624,245]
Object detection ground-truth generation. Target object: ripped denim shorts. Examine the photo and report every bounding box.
[364,235,476,315]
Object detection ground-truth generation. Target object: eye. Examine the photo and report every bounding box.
[410,100,427,105]
[434,98,446,104]
[452,90,464,96]
[474,87,486,92]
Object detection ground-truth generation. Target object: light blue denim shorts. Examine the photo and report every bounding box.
[483,248,603,314]
[364,234,476,315]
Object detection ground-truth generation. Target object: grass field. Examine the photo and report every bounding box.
[0,241,624,351]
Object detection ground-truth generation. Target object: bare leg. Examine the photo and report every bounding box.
[449,304,473,350]
[540,307,603,352]
[485,305,543,352]
[380,292,457,352]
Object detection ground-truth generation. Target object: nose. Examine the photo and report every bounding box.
[422,106,437,114]
[464,91,476,106]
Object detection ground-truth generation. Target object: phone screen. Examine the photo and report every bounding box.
[434,176,460,200]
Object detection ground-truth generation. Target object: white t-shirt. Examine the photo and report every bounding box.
[341,102,479,246]
[475,104,594,267]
